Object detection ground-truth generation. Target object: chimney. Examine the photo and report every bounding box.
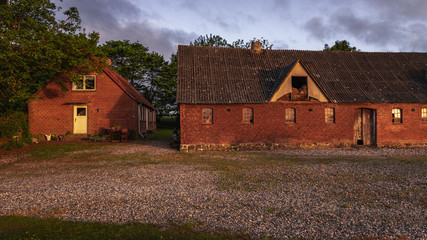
[251,41,262,53]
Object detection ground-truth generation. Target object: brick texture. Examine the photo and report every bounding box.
[28,73,139,136]
[180,102,427,147]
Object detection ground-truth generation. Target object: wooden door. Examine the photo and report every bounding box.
[73,106,87,134]
[354,108,376,145]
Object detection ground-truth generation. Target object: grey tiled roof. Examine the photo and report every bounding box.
[177,45,427,104]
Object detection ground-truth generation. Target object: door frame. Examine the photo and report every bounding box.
[354,108,377,146]
[73,105,88,134]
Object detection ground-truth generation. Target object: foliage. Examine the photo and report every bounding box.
[191,34,273,49]
[323,40,360,52]
[100,40,177,116]
[0,0,105,112]
[0,111,29,138]
[190,34,229,47]
[0,216,245,240]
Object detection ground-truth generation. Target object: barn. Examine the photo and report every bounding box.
[177,43,427,151]
[28,60,156,138]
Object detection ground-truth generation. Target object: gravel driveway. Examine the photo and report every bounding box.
[0,141,426,239]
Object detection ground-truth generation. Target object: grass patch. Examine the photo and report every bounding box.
[0,216,246,240]
[147,129,174,140]
[28,143,108,161]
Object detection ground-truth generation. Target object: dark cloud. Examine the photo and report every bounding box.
[55,0,196,58]
[303,1,427,52]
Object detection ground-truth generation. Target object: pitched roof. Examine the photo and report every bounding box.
[177,45,427,104]
[101,65,155,109]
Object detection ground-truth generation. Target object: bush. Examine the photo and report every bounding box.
[0,111,29,138]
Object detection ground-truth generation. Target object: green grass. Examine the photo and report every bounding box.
[0,216,247,240]
[28,143,108,161]
[147,128,174,140]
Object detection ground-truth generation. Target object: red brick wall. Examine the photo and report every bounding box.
[180,102,427,146]
[28,73,139,135]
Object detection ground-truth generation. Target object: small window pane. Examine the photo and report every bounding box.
[243,108,253,124]
[202,108,213,124]
[392,108,402,123]
[74,79,84,89]
[77,108,86,116]
[85,76,95,89]
[422,108,427,123]
[285,108,295,123]
[325,108,335,123]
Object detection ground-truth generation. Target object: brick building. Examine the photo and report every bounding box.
[28,61,156,137]
[177,44,427,151]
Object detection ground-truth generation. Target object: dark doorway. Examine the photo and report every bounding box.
[354,108,376,145]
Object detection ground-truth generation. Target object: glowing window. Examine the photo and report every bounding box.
[202,108,213,124]
[285,108,295,123]
[422,108,427,123]
[243,108,254,124]
[392,108,402,123]
[325,108,335,123]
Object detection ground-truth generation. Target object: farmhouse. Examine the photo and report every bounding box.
[177,43,427,151]
[28,60,156,138]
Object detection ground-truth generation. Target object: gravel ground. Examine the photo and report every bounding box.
[0,142,426,239]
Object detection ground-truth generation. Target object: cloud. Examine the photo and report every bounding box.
[303,2,427,52]
[55,0,196,58]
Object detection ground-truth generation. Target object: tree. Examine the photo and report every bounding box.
[100,40,176,116]
[190,34,229,47]
[191,34,273,49]
[323,40,360,52]
[230,37,273,49]
[0,0,104,112]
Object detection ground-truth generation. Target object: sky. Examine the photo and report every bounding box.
[55,0,427,59]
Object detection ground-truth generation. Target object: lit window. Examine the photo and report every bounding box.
[325,108,335,123]
[72,75,96,91]
[422,108,427,123]
[202,108,213,124]
[243,108,254,124]
[392,108,402,123]
[285,108,295,123]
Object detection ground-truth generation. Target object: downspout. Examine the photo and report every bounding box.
[138,104,145,138]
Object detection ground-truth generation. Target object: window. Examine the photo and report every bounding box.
[422,108,427,123]
[325,108,335,123]
[291,76,308,101]
[285,108,295,123]
[72,75,96,91]
[202,108,213,124]
[243,108,254,124]
[392,108,402,123]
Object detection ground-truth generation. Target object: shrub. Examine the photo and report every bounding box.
[0,111,29,138]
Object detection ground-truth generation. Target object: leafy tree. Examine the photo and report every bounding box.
[190,34,229,47]
[191,34,273,49]
[230,37,273,49]
[100,40,176,116]
[323,40,360,52]
[0,0,104,112]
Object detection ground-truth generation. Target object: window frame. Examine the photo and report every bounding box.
[285,108,296,123]
[325,107,335,123]
[72,75,96,91]
[202,108,213,124]
[243,108,254,124]
[422,108,427,124]
[392,108,402,124]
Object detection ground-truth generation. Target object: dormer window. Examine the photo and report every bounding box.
[291,76,307,101]
[72,75,96,91]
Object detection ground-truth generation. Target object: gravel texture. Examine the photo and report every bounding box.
[0,142,426,239]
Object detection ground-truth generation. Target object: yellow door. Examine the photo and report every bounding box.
[73,106,87,134]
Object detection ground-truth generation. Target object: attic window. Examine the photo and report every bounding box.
[72,75,96,91]
[291,76,307,101]
[422,108,427,123]
[392,108,402,123]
